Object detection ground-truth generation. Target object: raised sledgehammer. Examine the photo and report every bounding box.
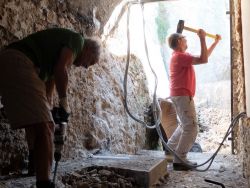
[176,20,219,39]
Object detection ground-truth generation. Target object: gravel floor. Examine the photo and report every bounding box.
[157,106,247,188]
[0,107,248,188]
[157,152,247,188]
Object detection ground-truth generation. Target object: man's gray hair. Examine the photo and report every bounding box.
[84,38,101,62]
[168,33,184,50]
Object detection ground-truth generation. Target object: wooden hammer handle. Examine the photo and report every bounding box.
[184,26,218,39]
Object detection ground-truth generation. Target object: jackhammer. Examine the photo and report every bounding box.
[51,107,69,184]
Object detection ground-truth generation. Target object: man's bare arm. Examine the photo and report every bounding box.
[192,29,208,65]
[45,79,55,107]
[54,47,74,99]
[207,34,221,57]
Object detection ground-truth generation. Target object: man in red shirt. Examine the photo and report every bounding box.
[166,30,221,170]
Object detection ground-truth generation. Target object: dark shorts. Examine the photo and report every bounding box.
[0,49,53,129]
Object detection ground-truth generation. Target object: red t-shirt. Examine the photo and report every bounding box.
[169,51,196,97]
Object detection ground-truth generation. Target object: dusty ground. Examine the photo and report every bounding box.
[0,151,247,188]
[161,152,247,188]
[0,107,248,188]
[158,107,247,188]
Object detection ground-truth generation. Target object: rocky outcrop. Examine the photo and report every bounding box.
[0,0,122,39]
[65,53,150,158]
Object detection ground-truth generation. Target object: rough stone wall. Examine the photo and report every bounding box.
[0,0,151,175]
[231,0,250,185]
[231,0,245,151]
[0,0,122,38]
[66,0,122,36]
[65,53,150,158]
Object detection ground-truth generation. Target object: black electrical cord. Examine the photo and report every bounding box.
[123,3,159,129]
[205,179,226,188]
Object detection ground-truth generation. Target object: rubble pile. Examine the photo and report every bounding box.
[62,166,139,188]
[196,106,231,154]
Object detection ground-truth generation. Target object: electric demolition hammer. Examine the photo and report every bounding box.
[51,107,69,184]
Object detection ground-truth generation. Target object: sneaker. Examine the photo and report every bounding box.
[173,163,192,171]
[173,160,197,171]
[185,160,197,166]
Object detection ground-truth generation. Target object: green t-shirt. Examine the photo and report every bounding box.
[8,28,84,81]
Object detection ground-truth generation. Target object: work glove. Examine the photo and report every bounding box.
[51,97,70,124]
[51,107,70,124]
[58,97,70,123]
[51,107,60,124]
[58,106,70,123]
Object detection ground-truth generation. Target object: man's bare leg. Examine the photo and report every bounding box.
[27,122,54,187]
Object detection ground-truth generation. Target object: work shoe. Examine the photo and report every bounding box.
[36,181,55,188]
[185,160,197,166]
[173,160,197,171]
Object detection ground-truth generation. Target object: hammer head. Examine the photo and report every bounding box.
[176,20,184,33]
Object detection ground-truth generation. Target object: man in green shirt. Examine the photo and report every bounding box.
[0,28,100,188]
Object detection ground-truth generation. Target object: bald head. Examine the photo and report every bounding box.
[74,38,101,68]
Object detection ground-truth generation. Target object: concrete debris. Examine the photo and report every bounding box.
[62,167,137,188]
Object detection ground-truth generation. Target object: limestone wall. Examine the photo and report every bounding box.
[0,0,151,175]
[231,0,250,185]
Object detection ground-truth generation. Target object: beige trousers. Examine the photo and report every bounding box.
[167,96,198,163]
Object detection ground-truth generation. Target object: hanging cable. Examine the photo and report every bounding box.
[123,2,161,129]
[140,3,162,126]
